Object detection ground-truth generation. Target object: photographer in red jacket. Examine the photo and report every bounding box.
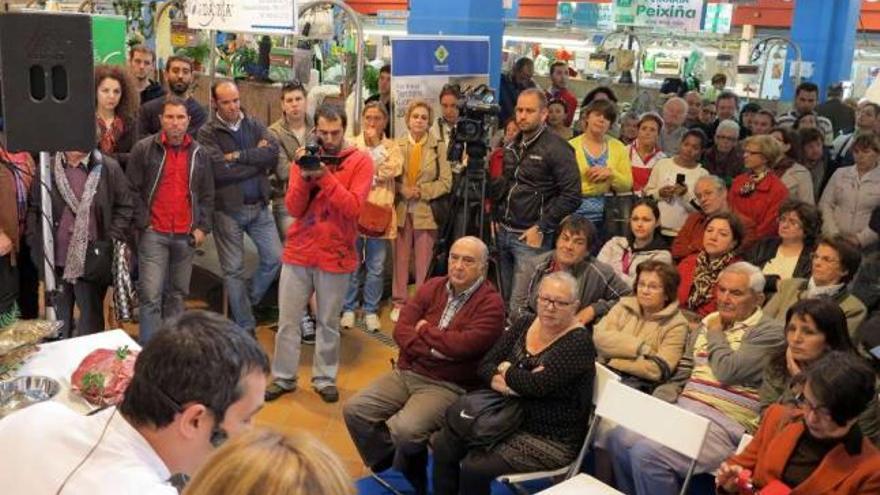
[266,103,373,404]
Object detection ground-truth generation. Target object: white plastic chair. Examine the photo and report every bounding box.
[497,363,621,491]
[558,379,711,495]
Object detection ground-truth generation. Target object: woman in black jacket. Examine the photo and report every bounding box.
[745,199,821,295]
[94,64,137,171]
[431,271,595,495]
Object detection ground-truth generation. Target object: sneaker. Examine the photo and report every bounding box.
[390,307,400,323]
[365,313,381,332]
[265,380,296,401]
[340,311,356,329]
[300,315,316,345]
[315,385,339,403]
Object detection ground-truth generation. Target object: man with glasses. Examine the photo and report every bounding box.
[343,236,504,494]
[511,214,630,325]
[198,81,281,337]
[608,262,784,495]
[266,104,373,404]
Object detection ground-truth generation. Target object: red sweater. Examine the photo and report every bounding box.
[151,132,192,234]
[670,210,758,261]
[283,146,373,273]
[393,277,505,390]
[677,253,742,317]
[728,173,789,239]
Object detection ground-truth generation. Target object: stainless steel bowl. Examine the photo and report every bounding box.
[0,375,60,417]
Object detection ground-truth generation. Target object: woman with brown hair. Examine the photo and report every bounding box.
[391,99,452,322]
[677,212,745,317]
[769,126,815,204]
[184,428,354,495]
[94,64,138,170]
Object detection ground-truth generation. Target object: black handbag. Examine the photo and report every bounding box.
[82,239,113,286]
[615,354,672,394]
[445,388,523,448]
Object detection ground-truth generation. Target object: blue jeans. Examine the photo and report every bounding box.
[213,204,282,332]
[342,237,388,314]
[495,225,552,313]
[137,230,195,344]
[273,263,351,389]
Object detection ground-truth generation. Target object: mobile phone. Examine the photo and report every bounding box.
[676,173,687,186]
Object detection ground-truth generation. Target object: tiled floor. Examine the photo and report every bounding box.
[252,307,398,479]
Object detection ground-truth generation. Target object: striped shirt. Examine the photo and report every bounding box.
[776,111,834,146]
[680,309,765,432]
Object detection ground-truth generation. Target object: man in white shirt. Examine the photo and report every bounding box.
[0,310,268,494]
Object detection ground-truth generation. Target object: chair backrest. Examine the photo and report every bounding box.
[594,379,710,459]
[593,362,621,404]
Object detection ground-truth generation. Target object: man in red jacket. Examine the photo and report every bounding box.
[266,103,373,404]
[343,236,505,495]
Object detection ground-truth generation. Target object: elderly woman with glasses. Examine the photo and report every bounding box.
[729,135,790,239]
[431,271,595,495]
[717,351,880,495]
[703,119,744,185]
[764,235,867,339]
[593,260,687,389]
[745,200,821,295]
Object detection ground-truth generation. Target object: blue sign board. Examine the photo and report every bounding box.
[390,38,490,77]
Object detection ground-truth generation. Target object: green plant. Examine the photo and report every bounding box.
[178,42,210,67]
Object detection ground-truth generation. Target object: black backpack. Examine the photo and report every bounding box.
[445,388,523,448]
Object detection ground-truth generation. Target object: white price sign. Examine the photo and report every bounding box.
[187,0,298,34]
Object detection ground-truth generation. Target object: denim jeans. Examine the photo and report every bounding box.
[272,263,351,390]
[137,230,195,344]
[272,200,294,243]
[213,204,282,332]
[342,236,388,314]
[495,225,552,312]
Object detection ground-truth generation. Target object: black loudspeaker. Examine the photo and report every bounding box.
[0,12,95,152]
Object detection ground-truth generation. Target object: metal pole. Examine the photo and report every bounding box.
[297,0,365,135]
[207,29,217,115]
[39,151,56,322]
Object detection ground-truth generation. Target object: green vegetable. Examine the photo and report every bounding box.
[115,346,130,361]
[81,371,106,394]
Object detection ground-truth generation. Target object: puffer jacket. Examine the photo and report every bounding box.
[490,125,581,234]
[283,144,373,273]
[593,296,689,382]
[354,134,403,239]
[596,235,673,288]
[395,133,451,230]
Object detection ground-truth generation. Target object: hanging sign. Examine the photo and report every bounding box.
[186,0,297,34]
[614,0,707,32]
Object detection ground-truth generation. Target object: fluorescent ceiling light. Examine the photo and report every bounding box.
[363,28,406,37]
[503,35,591,48]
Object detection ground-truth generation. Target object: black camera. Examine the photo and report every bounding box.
[448,84,500,164]
[298,140,341,171]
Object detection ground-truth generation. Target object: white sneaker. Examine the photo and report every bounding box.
[365,313,381,332]
[340,311,356,329]
[390,307,400,323]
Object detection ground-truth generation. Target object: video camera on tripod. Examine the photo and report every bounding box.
[447,84,500,167]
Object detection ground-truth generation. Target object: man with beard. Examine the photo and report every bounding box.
[138,55,208,139]
[128,45,165,105]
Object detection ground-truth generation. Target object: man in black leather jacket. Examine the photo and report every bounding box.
[490,88,580,307]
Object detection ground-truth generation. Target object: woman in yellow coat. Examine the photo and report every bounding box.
[569,99,633,238]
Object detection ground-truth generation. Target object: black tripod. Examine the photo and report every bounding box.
[428,141,501,289]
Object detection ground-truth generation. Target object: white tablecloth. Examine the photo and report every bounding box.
[536,474,624,494]
[16,329,140,414]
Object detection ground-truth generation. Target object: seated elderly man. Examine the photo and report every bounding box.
[511,215,630,326]
[343,236,505,495]
[0,310,268,494]
[607,262,785,495]
[671,175,757,261]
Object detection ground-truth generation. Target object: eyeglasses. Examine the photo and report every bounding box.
[742,149,761,156]
[537,295,576,309]
[636,282,663,293]
[811,253,840,265]
[715,135,737,142]
[794,392,831,420]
